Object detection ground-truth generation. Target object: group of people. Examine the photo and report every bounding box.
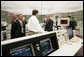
[11,9,53,39]
[11,14,26,39]
[1,9,77,40]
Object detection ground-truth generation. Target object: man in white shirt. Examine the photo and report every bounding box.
[27,10,45,35]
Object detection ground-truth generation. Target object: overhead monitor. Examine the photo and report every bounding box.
[10,44,35,56]
[61,20,68,24]
[40,38,53,56]
[57,18,70,26]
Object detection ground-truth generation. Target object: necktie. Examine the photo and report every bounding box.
[46,20,48,25]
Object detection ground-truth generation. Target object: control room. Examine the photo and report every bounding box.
[1,1,83,56]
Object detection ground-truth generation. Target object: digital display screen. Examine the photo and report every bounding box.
[10,44,34,56]
[40,39,53,56]
[61,20,67,24]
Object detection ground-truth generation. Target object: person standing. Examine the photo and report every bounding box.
[68,16,77,30]
[27,9,45,35]
[1,19,7,31]
[55,16,61,30]
[11,14,17,38]
[45,15,53,31]
[1,19,7,40]
[11,14,25,39]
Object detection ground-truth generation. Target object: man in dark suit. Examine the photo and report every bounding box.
[11,14,17,38]
[11,14,25,39]
[45,15,53,31]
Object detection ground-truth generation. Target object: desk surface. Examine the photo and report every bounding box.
[48,36,83,56]
[1,31,57,45]
[74,46,83,56]
[1,30,83,56]
[1,29,67,46]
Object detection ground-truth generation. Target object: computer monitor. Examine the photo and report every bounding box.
[10,44,35,56]
[1,31,59,56]
[61,20,68,24]
[67,27,74,39]
[40,38,53,56]
[57,18,70,26]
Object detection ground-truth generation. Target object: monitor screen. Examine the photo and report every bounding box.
[57,18,69,26]
[61,20,68,24]
[40,39,53,56]
[10,44,34,56]
[67,27,74,39]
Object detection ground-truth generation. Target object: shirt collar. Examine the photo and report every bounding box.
[32,15,37,18]
[18,19,22,22]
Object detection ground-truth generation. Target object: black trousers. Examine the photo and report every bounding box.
[55,26,61,30]
[2,32,7,40]
[11,33,25,39]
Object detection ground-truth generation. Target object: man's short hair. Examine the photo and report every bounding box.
[46,15,50,17]
[32,10,38,15]
[17,14,22,17]
[55,16,59,19]
[67,16,72,19]
[3,19,5,21]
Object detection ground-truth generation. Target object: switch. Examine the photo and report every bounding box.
[37,47,40,51]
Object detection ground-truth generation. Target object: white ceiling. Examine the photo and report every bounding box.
[1,1,83,15]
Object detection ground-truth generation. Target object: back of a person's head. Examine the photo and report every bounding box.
[32,9,38,15]
[67,16,72,19]
[72,17,75,20]
[3,19,6,21]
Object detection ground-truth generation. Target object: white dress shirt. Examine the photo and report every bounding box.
[27,15,45,33]
[18,19,24,33]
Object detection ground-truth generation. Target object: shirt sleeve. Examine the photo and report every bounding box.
[28,16,45,33]
[35,19,45,32]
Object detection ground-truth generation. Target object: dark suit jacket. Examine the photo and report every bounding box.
[45,19,53,31]
[68,20,77,30]
[11,19,25,39]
